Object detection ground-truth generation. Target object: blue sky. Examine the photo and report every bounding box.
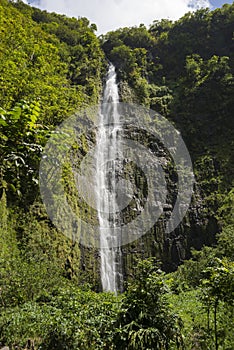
[210,0,233,7]
[25,0,233,34]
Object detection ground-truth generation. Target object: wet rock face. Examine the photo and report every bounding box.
[66,109,219,288]
[119,187,219,278]
[118,138,219,277]
[122,193,214,283]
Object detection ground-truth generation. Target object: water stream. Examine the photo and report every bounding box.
[96,64,123,293]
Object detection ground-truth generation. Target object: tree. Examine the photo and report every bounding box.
[201,258,234,350]
[114,259,183,349]
[0,100,46,205]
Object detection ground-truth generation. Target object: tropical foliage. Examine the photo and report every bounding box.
[0,0,233,349]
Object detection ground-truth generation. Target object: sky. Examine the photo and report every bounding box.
[25,0,233,34]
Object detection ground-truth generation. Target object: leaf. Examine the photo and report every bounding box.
[0,116,7,126]
[9,106,22,121]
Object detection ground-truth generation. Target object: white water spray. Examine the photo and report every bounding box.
[96,64,123,293]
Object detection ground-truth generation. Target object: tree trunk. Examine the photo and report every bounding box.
[214,300,218,350]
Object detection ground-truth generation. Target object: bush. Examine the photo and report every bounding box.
[114,259,183,350]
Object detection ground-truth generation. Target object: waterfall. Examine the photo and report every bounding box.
[96,64,123,294]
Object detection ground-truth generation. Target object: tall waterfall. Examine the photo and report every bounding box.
[96,64,123,294]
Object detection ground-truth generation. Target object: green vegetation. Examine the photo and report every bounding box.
[0,0,233,349]
[114,259,183,350]
[102,4,234,181]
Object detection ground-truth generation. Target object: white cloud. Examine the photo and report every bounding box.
[28,0,211,34]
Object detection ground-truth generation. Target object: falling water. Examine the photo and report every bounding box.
[96,64,123,294]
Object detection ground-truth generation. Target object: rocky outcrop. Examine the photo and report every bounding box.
[75,106,220,288]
